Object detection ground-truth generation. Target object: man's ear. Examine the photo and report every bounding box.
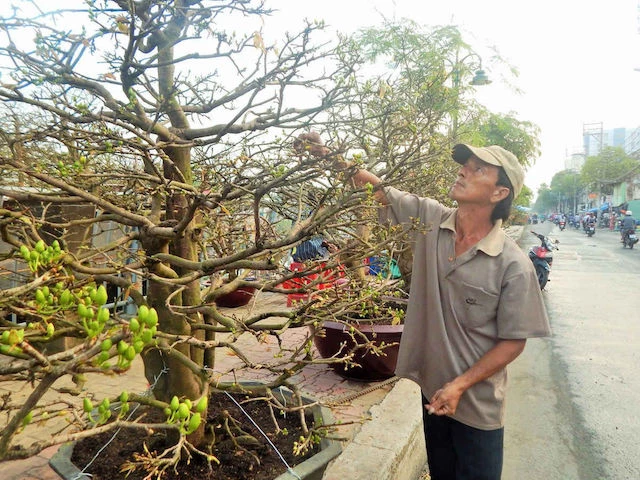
[491,186,510,203]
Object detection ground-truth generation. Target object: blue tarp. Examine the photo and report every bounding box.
[291,236,329,262]
[587,203,610,213]
[367,256,402,279]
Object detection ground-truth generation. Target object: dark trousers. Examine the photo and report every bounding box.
[422,395,504,480]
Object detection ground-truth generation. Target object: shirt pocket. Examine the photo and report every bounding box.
[451,282,499,329]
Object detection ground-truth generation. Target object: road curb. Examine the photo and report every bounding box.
[322,379,426,480]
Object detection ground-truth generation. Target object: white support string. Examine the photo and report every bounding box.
[224,391,302,480]
[73,359,169,480]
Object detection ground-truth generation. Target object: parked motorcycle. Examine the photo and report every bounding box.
[622,229,639,249]
[529,231,558,290]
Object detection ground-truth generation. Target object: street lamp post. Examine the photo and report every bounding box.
[450,52,491,142]
[470,64,492,86]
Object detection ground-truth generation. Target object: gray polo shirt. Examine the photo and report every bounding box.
[382,187,551,430]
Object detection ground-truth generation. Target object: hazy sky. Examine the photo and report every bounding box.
[271,0,640,193]
[3,0,639,194]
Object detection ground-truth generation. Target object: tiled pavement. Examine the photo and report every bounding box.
[1,292,394,480]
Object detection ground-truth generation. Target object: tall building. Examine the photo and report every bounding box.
[582,122,640,157]
[565,152,585,171]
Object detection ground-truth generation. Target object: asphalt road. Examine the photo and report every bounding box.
[503,222,640,480]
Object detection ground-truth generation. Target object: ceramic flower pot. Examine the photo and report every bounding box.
[312,321,403,381]
[214,285,256,308]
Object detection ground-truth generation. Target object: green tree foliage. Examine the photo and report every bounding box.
[549,169,583,212]
[515,184,534,208]
[536,148,639,215]
[476,111,541,169]
[533,183,558,213]
[581,146,640,195]
[321,19,540,267]
[551,170,583,195]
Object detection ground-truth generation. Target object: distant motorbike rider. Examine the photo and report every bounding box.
[584,213,596,232]
[559,213,567,230]
[620,210,636,242]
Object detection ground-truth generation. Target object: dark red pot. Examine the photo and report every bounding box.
[215,286,256,308]
[312,321,403,381]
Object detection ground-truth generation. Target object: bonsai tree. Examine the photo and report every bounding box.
[0,0,365,475]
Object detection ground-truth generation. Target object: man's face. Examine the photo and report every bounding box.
[449,156,506,205]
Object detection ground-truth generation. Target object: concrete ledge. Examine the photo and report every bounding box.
[322,379,426,480]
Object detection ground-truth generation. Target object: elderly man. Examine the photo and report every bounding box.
[297,133,551,480]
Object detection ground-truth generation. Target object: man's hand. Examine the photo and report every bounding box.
[426,381,464,416]
[425,339,527,417]
[293,131,329,157]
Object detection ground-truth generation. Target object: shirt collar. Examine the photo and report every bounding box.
[440,211,505,257]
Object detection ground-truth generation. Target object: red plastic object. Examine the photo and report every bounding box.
[286,292,311,307]
[281,262,345,306]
